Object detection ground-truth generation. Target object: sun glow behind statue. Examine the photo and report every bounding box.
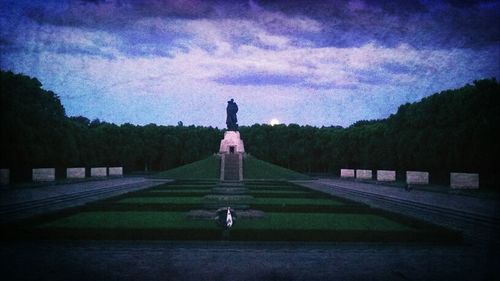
[269,118,280,126]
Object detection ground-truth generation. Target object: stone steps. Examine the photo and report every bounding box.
[224,154,240,181]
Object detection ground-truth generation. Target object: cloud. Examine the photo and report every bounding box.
[0,20,120,58]
[1,0,499,128]
[214,72,304,86]
[18,0,500,50]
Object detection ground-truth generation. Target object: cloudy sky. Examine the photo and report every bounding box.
[1,0,499,128]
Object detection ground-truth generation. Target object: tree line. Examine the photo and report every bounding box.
[1,70,498,185]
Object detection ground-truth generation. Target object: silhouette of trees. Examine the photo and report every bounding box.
[1,70,498,186]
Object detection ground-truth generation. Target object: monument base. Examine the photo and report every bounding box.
[219,131,244,181]
[219,131,245,154]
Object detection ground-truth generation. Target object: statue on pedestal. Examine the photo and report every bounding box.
[226,99,238,131]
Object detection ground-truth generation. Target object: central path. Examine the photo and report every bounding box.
[223,154,240,180]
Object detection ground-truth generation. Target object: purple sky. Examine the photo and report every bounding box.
[1,0,499,128]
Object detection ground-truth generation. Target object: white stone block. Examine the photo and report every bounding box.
[33,168,55,182]
[0,169,9,185]
[356,169,372,180]
[377,170,396,181]
[66,167,85,179]
[219,131,245,154]
[450,173,479,189]
[340,169,355,178]
[406,171,429,185]
[91,167,107,177]
[108,167,123,176]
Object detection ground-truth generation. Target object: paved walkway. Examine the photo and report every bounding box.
[313,178,500,217]
[1,241,499,281]
[295,178,500,247]
[0,177,171,223]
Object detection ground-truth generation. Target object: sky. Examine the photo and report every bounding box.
[1,0,499,128]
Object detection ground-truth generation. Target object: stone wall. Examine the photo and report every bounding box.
[377,170,396,182]
[91,167,107,177]
[0,169,9,185]
[406,171,429,185]
[67,167,85,179]
[32,168,55,181]
[450,173,479,189]
[108,167,123,176]
[340,169,355,178]
[356,169,372,180]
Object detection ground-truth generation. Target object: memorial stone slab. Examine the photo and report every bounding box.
[377,170,396,182]
[406,171,429,185]
[450,173,479,189]
[33,168,55,182]
[356,169,372,180]
[91,167,107,177]
[340,169,355,178]
[108,167,123,176]
[0,169,9,185]
[67,167,85,179]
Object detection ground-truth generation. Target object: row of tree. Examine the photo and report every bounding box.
[1,70,498,185]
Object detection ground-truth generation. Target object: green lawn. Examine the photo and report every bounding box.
[238,213,413,231]
[149,189,210,194]
[156,184,216,188]
[116,196,344,206]
[6,176,460,243]
[248,190,309,194]
[40,212,216,229]
[40,211,411,231]
[253,198,344,206]
[118,197,203,204]
[154,156,219,179]
[152,154,311,180]
[243,156,312,180]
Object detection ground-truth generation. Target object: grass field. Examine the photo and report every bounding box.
[243,156,312,180]
[154,156,219,179]
[4,179,461,243]
[153,154,311,180]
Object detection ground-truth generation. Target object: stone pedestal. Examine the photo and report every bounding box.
[219,131,244,181]
[219,131,245,154]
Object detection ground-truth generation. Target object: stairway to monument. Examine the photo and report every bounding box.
[224,154,240,181]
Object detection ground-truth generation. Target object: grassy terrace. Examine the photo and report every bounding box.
[117,197,346,206]
[153,156,219,179]
[3,178,461,243]
[243,156,312,180]
[40,212,411,231]
[152,154,312,181]
[1,159,461,242]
